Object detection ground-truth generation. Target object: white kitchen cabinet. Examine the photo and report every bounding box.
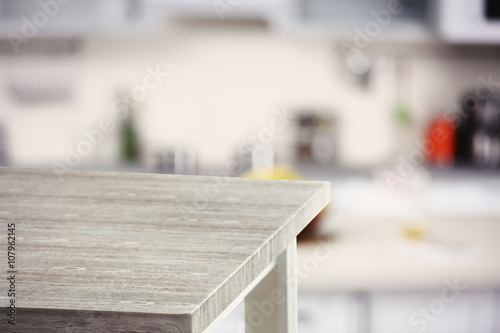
[495,292,500,332]
[0,0,295,36]
[291,0,432,39]
[146,0,433,38]
[373,291,498,333]
[147,0,293,29]
[437,0,500,44]
[212,291,499,332]
[372,293,467,333]
[0,0,154,37]
[298,293,368,333]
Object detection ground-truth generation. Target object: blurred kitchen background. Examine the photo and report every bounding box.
[1,0,500,332]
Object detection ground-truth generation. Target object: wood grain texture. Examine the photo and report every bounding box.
[0,167,330,332]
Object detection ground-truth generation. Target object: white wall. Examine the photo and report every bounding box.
[1,20,499,169]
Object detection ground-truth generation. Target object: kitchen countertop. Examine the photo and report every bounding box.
[0,167,329,332]
[297,166,500,293]
[296,165,500,292]
[298,216,500,292]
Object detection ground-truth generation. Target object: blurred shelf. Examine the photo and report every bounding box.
[294,162,500,181]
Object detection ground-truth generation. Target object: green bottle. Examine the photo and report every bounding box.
[120,102,139,162]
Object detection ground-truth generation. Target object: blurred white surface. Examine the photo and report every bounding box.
[297,172,500,292]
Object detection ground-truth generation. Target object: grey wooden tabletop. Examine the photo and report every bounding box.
[0,167,330,332]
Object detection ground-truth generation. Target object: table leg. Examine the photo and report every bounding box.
[245,240,298,333]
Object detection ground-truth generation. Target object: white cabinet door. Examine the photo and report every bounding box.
[296,291,497,333]
[0,0,147,37]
